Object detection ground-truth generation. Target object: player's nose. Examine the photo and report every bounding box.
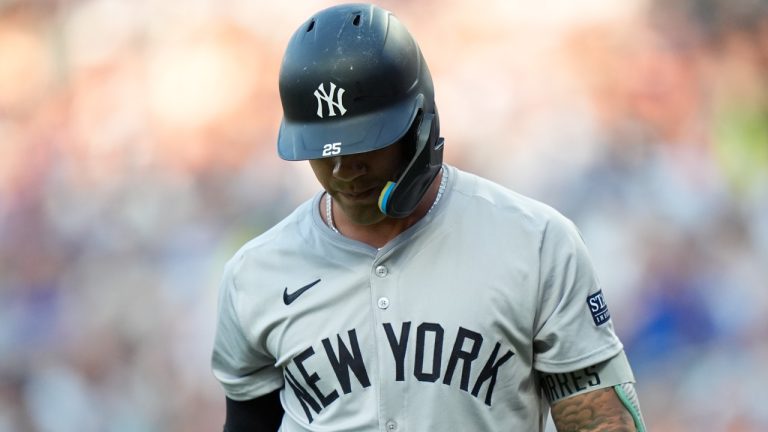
[331,155,367,181]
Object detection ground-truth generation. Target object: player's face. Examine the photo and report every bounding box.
[309,140,408,226]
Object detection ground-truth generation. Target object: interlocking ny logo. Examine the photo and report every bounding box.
[314,82,347,118]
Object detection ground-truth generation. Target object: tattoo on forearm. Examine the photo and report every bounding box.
[551,388,635,432]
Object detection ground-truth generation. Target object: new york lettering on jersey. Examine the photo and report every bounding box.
[283,322,515,423]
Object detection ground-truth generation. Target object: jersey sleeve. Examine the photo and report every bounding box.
[211,257,284,400]
[532,213,625,373]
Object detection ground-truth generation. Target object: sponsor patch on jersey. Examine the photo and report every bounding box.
[586,290,611,326]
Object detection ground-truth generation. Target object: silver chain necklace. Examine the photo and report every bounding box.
[325,165,447,234]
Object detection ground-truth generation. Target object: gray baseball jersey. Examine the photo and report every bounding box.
[212,165,634,431]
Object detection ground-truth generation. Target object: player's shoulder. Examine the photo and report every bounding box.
[224,196,316,274]
[448,165,575,231]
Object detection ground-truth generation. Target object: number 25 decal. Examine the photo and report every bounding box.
[322,142,342,156]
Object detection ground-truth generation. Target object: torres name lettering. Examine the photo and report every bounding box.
[284,322,515,423]
[540,365,602,403]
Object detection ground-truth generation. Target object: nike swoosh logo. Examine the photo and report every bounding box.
[283,279,321,305]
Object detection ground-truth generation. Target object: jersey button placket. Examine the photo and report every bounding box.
[375,265,391,310]
[372,261,399,432]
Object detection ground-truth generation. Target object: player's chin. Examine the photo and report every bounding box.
[338,203,386,226]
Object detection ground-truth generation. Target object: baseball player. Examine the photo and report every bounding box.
[212,3,646,431]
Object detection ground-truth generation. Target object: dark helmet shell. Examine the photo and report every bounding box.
[277,3,437,161]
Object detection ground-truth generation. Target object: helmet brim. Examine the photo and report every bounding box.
[277,95,422,161]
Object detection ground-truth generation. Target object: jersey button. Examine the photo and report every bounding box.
[386,420,398,431]
[375,265,388,277]
[377,297,390,309]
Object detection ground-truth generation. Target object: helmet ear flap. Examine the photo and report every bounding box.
[378,112,444,218]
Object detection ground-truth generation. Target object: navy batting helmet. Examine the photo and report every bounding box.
[277,3,444,218]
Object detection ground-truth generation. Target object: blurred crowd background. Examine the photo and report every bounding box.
[1,0,766,430]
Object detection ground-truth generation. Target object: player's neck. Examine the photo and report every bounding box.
[326,170,443,248]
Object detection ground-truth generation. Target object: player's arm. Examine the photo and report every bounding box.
[550,386,637,431]
[540,352,647,432]
[223,388,284,432]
